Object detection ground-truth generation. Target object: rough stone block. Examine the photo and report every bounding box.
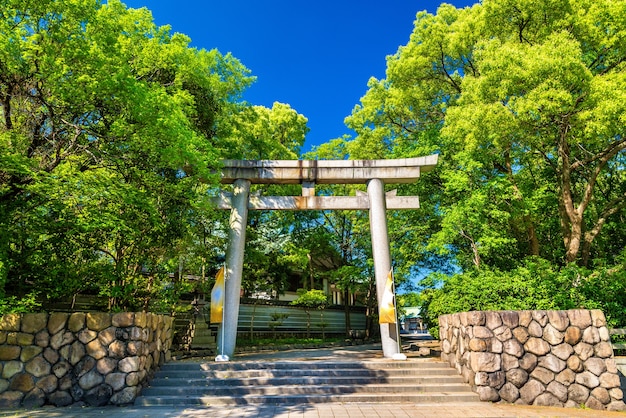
[109,386,138,405]
[530,367,555,385]
[0,391,24,408]
[543,324,564,345]
[52,361,71,379]
[574,342,594,361]
[533,392,562,407]
[503,339,524,358]
[86,313,111,332]
[16,333,34,346]
[473,326,494,338]
[0,314,21,332]
[112,312,134,328]
[501,311,520,328]
[528,321,543,338]
[582,326,601,345]
[96,357,117,375]
[50,331,74,350]
[591,387,611,405]
[609,387,624,401]
[564,326,582,345]
[35,330,49,348]
[21,313,47,333]
[20,345,42,362]
[35,374,58,394]
[118,356,140,373]
[519,379,545,404]
[98,327,117,346]
[79,370,103,391]
[9,373,34,392]
[126,371,140,386]
[547,310,569,331]
[105,372,126,391]
[551,343,574,361]
[85,384,112,407]
[47,312,69,335]
[2,361,23,379]
[0,346,21,361]
[499,382,520,403]
[568,310,592,329]
[585,394,605,410]
[590,310,606,327]
[134,312,147,328]
[78,329,97,344]
[485,311,503,330]
[68,312,86,332]
[22,387,45,408]
[512,327,529,344]
[532,310,548,327]
[69,340,86,366]
[538,354,566,373]
[519,353,538,371]
[568,383,590,404]
[599,372,621,389]
[524,337,550,356]
[109,340,126,359]
[584,357,607,376]
[0,379,8,393]
[25,355,51,377]
[576,371,600,389]
[567,355,583,373]
[502,353,520,371]
[547,380,568,403]
[74,356,97,378]
[49,390,73,407]
[607,401,626,411]
[86,339,107,360]
[477,385,500,402]
[506,368,529,388]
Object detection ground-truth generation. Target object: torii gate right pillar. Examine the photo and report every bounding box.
[367,178,400,357]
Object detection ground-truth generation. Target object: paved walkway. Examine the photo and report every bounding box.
[1,343,625,418]
[1,401,623,418]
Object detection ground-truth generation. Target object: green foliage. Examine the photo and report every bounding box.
[346,0,626,270]
[0,293,39,315]
[291,289,329,309]
[335,0,626,334]
[291,289,329,338]
[418,256,626,337]
[0,0,304,311]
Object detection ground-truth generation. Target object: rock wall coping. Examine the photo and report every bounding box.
[439,309,625,412]
[0,312,174,408]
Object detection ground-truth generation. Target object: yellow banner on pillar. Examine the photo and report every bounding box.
[210,266,225,324]
[379,270,397,324]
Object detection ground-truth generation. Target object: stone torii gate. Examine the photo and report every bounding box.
[214,156,438,359]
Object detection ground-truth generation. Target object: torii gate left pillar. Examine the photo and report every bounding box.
[215,156,438,359]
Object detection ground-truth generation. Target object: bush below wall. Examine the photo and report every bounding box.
[0,312,173,408]
[439,309,625,412]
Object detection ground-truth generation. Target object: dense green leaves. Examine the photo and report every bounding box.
[0,0,307,311]
[341,0,626,328]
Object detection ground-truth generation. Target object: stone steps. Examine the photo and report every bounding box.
[135,358,479,406]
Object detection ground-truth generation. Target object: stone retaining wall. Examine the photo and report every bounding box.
[439,309,625,412]
[0,312,174,408]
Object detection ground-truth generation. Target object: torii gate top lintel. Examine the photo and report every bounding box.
[220,155,439,185]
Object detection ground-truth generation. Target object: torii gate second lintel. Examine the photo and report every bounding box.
[213,155,438,360]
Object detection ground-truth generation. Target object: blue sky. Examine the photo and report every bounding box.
[122,0,477,153]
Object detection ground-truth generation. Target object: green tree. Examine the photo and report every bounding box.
[0,0,254,309]
[291,288,328,339]
[346,0,626,269]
